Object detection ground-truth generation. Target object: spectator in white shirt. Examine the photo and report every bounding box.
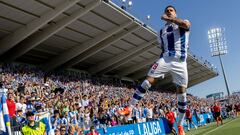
[16,96,27,114]
[82,95,89,107]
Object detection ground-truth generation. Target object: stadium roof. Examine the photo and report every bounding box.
[0,0,218,90]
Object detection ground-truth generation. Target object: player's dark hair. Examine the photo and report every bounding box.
[165,5,176,13]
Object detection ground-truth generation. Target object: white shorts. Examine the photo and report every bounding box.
[147,56,188,87]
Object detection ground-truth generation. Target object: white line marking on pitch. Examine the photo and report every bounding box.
[203,118,239,135]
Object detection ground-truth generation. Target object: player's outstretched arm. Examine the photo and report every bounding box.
[161,14,191,30]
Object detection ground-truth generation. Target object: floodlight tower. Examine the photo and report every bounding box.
[208,27,230,96]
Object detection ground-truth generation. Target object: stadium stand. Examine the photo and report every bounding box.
[0,63,239,135]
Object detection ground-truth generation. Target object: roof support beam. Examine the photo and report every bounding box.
[63,24,140,68]
[130,70,148,80]
[188,74,215,87]
[5,0,101,61]
[188,67,205,76]
[99,44,156,74]
[0,0,81,55]
[190,73,209,80]
[89,40,156,73]
[43,20,132,71]
[118,56,157,76]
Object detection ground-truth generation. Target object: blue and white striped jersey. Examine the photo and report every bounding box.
[158,20,190,61]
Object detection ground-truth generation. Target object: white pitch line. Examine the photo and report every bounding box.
[203,118,239,135]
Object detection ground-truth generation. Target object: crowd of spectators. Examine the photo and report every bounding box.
[0,63,240,135]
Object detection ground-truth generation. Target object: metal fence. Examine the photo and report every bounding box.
[10,117,23,135]
[11,125,23,135]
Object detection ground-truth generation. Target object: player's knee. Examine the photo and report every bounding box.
[139,79,152,93]
[146,76,156,84]
[176,85,187,93]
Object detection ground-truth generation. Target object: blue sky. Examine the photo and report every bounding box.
[112,0,240,97]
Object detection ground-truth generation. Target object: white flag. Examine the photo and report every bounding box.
[0,107,6,132]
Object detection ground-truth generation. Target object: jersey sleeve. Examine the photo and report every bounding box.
[157,29,164,49]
